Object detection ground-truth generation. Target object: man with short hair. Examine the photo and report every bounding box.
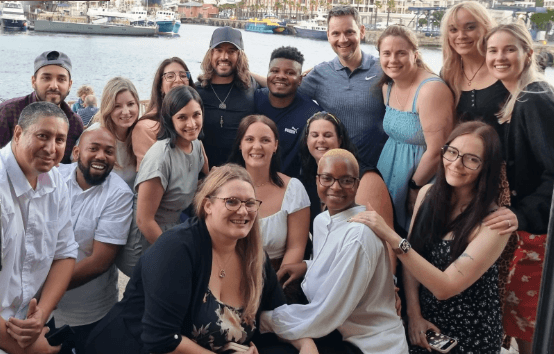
[0,50,84,164]
[53,124,133,353]
[76,95,98,126]
[196,26,259,167]
[255,46,320,178]
[0,102,79,354]
[298,6,387,169]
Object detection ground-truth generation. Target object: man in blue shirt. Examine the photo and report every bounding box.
[255,46,320,178]
[298,6,387,170]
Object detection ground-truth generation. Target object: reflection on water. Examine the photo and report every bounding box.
[0,23,553,102]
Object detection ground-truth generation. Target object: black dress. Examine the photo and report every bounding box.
[409,240,503,354]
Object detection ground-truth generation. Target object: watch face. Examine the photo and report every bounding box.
[400,239,411,253]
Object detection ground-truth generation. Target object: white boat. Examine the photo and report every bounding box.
[294,10,327,40]
[155,9,180,34]
[0,1,28,30]
[34,19,157,36]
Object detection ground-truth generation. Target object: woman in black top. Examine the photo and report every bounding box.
[86,164,317,354]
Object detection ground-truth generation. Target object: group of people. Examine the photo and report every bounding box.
[1,2,553,354]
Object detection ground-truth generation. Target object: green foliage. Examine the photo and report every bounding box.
[431,10,444,27]
[419,18,427,26]
[530,10,554,30]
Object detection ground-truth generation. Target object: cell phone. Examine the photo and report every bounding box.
[426,330,458,353]
[219,341,250,353]
[46,324,75,346]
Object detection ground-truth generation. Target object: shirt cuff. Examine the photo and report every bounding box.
[259,311,274,334]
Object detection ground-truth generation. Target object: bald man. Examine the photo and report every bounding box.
[53,124,133,353]
[261,149,408,354]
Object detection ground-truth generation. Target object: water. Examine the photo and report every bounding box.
[0,23,553,102]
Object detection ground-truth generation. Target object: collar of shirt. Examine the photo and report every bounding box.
[1,142,55,198]
[326,204,366,230]
[62,162,106,194]
[331,51,375,73]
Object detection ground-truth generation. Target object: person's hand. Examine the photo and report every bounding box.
[348,202,394,242]
[483,207,518,235]
[394,287,402,317]
[23,327,61,354]
[406,188,419,219]
[276,262,307,289]
[407,315,441,352]
[6,298,44,348]
[242,342,259,354]
[299,339,319,354]
[301,67,313,77]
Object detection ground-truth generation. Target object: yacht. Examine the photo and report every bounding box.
[0,1,28,31]
[155,9,180,34]
[294,10,327,40]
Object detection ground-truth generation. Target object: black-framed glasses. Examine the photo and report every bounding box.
[316,174,359,189]
[210,196,262,212]
[163,71,191,82]
[442,145,483,170]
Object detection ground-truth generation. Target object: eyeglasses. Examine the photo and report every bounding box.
[163,71,191,82]
[316,174,359,189]
[442,145,483,170]
[210,196,262,212]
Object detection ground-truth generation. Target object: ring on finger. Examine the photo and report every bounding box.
[508,220,511,228]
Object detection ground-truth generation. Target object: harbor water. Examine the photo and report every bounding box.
[1,23,553,102]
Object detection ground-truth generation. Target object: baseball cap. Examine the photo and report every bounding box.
[209,26,244,51]
[34,50,72,76]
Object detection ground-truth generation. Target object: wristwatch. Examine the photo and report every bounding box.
[408,179,422,190]
[393,238,412,255]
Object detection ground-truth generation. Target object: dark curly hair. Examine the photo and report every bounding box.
[270,46,305,66]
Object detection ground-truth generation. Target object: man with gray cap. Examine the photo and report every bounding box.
[0,50,84,164]
[196,26,259,167]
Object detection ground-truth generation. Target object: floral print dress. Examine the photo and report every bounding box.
[191,288,255,352]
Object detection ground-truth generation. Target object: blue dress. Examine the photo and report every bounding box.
[377,77,442,231]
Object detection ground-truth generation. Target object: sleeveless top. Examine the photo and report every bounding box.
[377,77,443,231]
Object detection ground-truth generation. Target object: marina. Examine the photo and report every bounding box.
[0,1,27,31]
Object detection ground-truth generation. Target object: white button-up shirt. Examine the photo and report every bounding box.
[0,143,78,321]
[53,163,133,326]
[263,205,409,354]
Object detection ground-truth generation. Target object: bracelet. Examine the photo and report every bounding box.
[408,179,422,190]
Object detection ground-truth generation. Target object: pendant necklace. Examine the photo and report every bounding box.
[213,250,234,278]
[462,59,485,87]
[211,84,233,110]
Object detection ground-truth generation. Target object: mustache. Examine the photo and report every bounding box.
[46,90,61,95]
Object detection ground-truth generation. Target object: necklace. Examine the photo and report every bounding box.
[213,250,234,278]
[462,59,486,87]
[394,74,417,110]
[211,84,233,110]
[255,180,271,188]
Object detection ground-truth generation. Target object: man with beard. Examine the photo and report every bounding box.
[1,102,78,354]
[0,50,84,164]
[53,123,133,353]
[196,26,260,167]
[255,46,320,178]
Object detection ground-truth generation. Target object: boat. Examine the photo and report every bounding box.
[245,18,279,34]
[155,9,180,34]
[34,18,157,37]
[0,1,28,31]
[293,10,327,40]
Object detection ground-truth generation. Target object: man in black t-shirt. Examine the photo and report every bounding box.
[196,26,259,167]
[255,46,320,178]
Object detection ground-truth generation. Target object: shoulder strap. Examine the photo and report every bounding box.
[412,77,443,113]
[386,82,393,106]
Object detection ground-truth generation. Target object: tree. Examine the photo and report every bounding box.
[274,0,282,17]
[374,0,382,26]
[431,10,444,29]
[310,0,317,18]
[530,10,554,31]
[385,0,394,26]
[418,18,427,28]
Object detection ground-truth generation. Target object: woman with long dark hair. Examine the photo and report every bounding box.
[350,121,509,353]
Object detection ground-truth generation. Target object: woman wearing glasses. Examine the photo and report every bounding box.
[133,57,196,169]
[86,164,318,354]
[228,115,310,304]
[350,122,509,353]
[117,86,209,276]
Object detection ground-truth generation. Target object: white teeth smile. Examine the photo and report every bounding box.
[250,154,263,158]
[91,163,106,170]
[316,147,328,151]
[231,220,248,224]
[495,65,509,69]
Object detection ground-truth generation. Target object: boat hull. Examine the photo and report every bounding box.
[33,19,157,36]
[157,20,174,33]
[272,26,288,35]
[294,26,327,40]
[245,23,277,34]
[173,21,180,33]
[1,18,27,30]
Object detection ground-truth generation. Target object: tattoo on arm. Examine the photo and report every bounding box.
[452,262,464,276]
[459,252,475,261]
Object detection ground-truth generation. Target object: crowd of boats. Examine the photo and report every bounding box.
[244,9,328,40]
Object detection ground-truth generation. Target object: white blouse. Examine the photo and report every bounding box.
[261,205,409,354]
[259,178,310,260]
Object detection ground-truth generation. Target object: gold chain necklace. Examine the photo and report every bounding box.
[213,250,234,278]
[461,59,486,87]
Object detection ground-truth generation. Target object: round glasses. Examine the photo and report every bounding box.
[442,145,483,170]
[163,71,191,82]
[316,174,359,189]
[210,196,262,212]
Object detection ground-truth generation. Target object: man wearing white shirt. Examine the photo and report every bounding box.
[0,102,78,354]
[261,149,408,354]
[53,124,133,353]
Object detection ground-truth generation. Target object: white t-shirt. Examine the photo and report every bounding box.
[53,163,133,326]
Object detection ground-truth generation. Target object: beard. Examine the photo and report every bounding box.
[78,159,113,186]
[35,88,69,106]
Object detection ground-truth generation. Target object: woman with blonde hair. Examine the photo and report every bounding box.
[376,25,454,233]
[92,77,139,190]
[85,164,318,354]
[486,22,554,354]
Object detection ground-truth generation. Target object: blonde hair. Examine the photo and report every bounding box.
[198,48,252,89]
[321,148,360,176]
[193,164,264,326]
[376,25,434,87]
[440,1,495,106]
[486,23,546,124]
[77,84,94,98]
[91,77,139,166]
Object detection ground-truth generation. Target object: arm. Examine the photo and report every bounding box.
[37,258,76,323]
[288,338,319,354]
[66,241,121,290]
[132,118,158,171]
[281,207,310,266]
[356,170,396,273]
[199,141,209,176]
[136,178,165,244]
[250,72,267,88]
